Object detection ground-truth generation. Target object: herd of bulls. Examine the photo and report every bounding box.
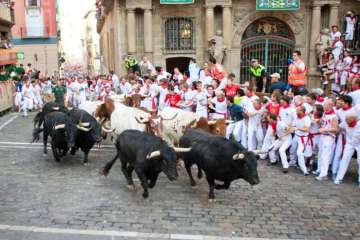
[32,98,260,201]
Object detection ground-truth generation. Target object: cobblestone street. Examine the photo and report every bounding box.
[0,112,360,240]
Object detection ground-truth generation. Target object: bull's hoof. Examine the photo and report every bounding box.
[190,180,196,187]
[127,185,136,191]
[55,158,61,162]
[142,191,149,198]
[101,169,109,176]
[208,198,217,203]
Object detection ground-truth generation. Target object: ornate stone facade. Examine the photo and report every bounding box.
[97,0,360,88]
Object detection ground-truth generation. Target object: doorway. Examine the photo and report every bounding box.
[166,57,191,75]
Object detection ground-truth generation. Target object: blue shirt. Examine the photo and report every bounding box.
[269,81,291,93]
[228,104,244,122]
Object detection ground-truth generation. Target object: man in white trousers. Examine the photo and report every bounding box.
[316,99,338,181]
[268,114,293,173]
[226,97,244,142]
[332,95,353,179]
[334,112,360,187]
[289,106,311,175]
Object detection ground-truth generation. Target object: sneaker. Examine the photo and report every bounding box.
[282,168,288,174]
[315,176,328,181]
[311,171,319,176]
[304,172,309,176]
[333,180,342,185]
[323,81,328,85]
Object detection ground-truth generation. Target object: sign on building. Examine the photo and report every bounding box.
[160,0,194,4]
[16,52,25,60]
[256,0,300,10]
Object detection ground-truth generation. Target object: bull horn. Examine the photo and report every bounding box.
[79,121,91,127]
[233,153,245,160]
[146,150,161,159]
[173,147,192,153]
[160,113,178,121]
[208,120,216,125]
[225,120,234,124]
[251,150,267,155]
[103,121,111,129]
[102,125,114,133]
[52,107,60,111]
[54,124,66,130]
[77,124,92,132]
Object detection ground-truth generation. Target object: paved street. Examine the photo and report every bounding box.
[0,112,359,240]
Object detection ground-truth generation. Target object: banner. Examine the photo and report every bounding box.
[256,0,300,10]
[16,52,25,60]
[160,0,194,4]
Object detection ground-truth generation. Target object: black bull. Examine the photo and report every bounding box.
[102,130,191,199]
[179,129,260,201]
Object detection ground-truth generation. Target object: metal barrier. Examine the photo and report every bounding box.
[0,80,14,112]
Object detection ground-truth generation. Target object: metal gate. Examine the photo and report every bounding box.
[240,36,294,83]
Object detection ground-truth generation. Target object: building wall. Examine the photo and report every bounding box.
[13,42,58,75]
[98,0,360,86]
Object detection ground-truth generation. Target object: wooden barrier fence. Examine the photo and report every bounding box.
[0,80,14,112]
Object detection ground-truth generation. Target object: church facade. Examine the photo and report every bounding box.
[96,0,360,88]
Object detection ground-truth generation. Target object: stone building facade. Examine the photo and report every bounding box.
[96,0,360,88]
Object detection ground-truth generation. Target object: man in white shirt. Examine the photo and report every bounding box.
[332,35,344,61]
[348,79,360,106]
[120,77,132,96]
[139,56,156,76]
[289,106,312,175]
[110,70,120,94]
[333,111,360,186]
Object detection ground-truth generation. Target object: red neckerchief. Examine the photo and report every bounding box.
[316,96,325,103]
[348,120,357,128]
[325,109,335,115]
[254,105,262,110]
[247,92,255,97]
[297,113,306,119]
[162,84,168,89]
[217,97,225,103]
[336,106,341,110]
[343,105,352,111]
[270,121,277,132]
[281,103,290,109]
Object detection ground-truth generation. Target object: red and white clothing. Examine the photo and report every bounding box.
[224,84,240,99]
[33,83,43,108]
[140,84,158,112]
[164,93,181,108]
[279,105,297,127]
[345,16,357,40]
[332,40,344,61]
[194,90,208,118]
[158,85,169,111]
[269,120,292,169]
[289,115,311,174]
[317,110,337,178]
[247,105,264,151]
[341,56,353,86]
[210,97,227,119]
[21,84,35,116]
[120,82,132,96]
[179,89,194,112]
[349,89,360,107]
[334,119,360,183]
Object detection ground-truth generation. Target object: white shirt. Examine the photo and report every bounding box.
[340,121,360,146]
[330,31,341,41]
[112,74,120,89]
[21,84,35,99]
[247,105,263,128]
[276,120,290,139]
[349,89,360,107]
[294,115,311,137]
[279,106,297,126]
[120,82,132,96]
[194,90,208,112]
[211,97,227,119]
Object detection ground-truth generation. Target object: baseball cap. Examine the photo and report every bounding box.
[270,73,280,79]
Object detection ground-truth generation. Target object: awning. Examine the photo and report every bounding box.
[0,49,17,66]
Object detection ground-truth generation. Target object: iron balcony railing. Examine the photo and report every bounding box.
[20,27,50,38]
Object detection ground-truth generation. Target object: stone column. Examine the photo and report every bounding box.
[308,4,323,87]
[222,5,232,49]
[144,8,153,54]
[127,8,136,53]
[329,4,339,27]
[205,6,214,41]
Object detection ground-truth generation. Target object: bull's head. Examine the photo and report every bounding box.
[207,119,227,137]
[146,146,190,181]
[233,149,260,186]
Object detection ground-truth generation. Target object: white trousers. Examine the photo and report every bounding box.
[289,136,308,174]
[14,93,22,107]
[226,120,243,142]
[21,97,34,116]
[248,124,264,151]
[332,132,345,176]
[317,135,335,177]
[335,143,360,183]
[241,120,248,149]
[260,126,275,159]
[269,135,292,169]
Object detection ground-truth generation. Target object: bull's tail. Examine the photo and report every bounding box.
[33,112,42,128]
[102,153,119,176]
[32,128,43,143]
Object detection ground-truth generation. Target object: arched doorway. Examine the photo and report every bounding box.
[166,57,191,75]
[240,17,295,83]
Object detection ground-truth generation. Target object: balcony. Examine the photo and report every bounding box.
[0,49,16,65]
[0,1,12,24]
[20,27,49,39]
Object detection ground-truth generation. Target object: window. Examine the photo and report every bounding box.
[28,0,39,7]
[164,17,195,52]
